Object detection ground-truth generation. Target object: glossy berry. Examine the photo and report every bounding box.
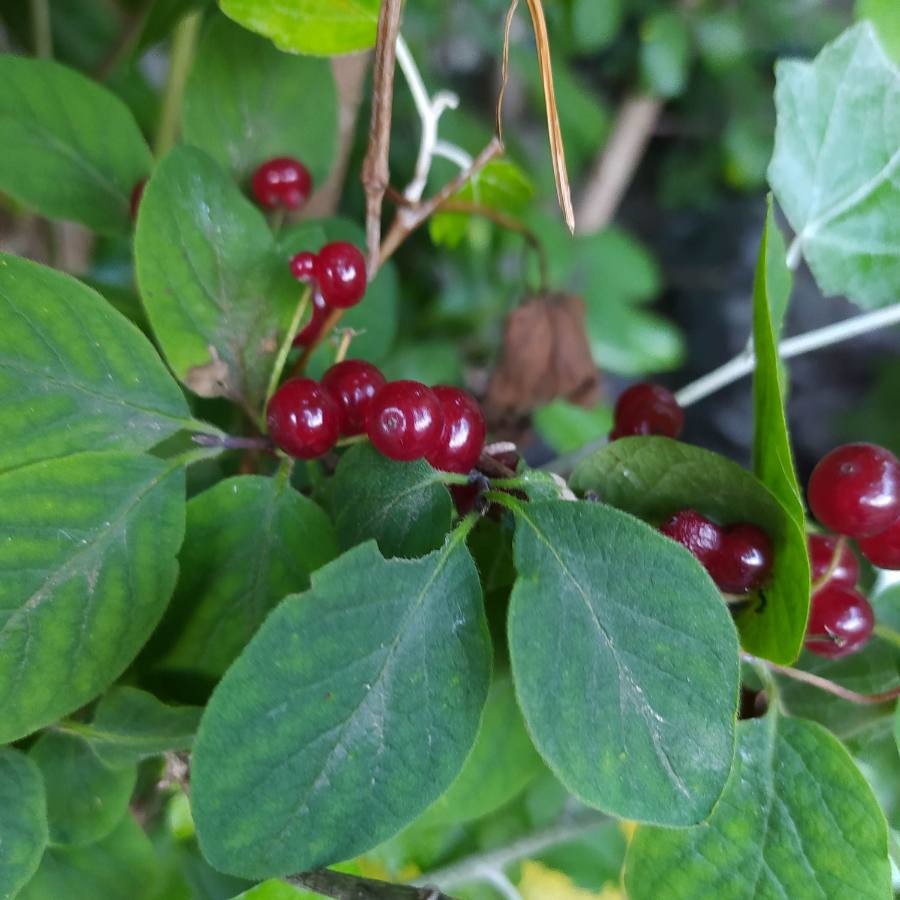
[315,242,367,308]
[293,289,329,348]
[425,386,487,474]
[290,251,317,283]
[130,179,146,221]
[805,583,875,659]
[807,443,900,538]
[251,157,312,210]
[321,359,386,436]
[610,383,684,440]
[266,378,341,459]
[366,381,444,462]
[857,517,900,570]
[659,509,723,570]
[707,523,774,594]
[808,534,860,588]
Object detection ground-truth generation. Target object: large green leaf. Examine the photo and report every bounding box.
[183,16,337,184]
[769,22,900,308]
[192,532,492,878]
[134,145,296,416]
[571,438,810,663]
[152,470,338,678]
[0,748,48,899]
[19,815,160,900]
[60,687,202,769]
[625,714,892,899]
[0,253,193,475]
[328,445,452,558]
[219,0,379,56]
[0,452,185,743]
[28,732,136,847]
[0,56,151,234]
[505,498,739,826]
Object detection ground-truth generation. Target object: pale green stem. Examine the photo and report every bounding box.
[154,11,203,158]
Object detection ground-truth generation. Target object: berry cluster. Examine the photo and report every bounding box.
[251,157,313,211]
[267,364,486,473]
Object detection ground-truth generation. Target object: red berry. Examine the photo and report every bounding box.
[808,534,859,588]
[293,289,329,348]
[321,359,386,436]
[425,386,487,474]
[251,157,312,210]
[130,179,146,221]
[857,517,900,570]
[808,443,900,538]
[805,583,875,658]
[706,523,774,594]
[290,251,317,282]
[315,242,367,309]
[659,509,723,570]
[610,383,684,440]
[266,378,341,459]
[366,381,444,462]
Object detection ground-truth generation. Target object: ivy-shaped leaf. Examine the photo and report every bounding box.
[0,452,185,743]
[183,15,338,184]
[134,145,296,416]
[505,498,739,826]
[625,714,892,898]
[0,57,152,234]
[0,254,193,476]
[0,748,48,899]
[192,532,491,878]
[571,438,810,664]
[769,22,900,308]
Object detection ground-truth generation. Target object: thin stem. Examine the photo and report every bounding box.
[874,623,900,649]
[192,433,273,451]
[30,0,52,57]
[334,329,355,364]
[154,11,202,158]
[335,434,368,448]
[265,286,311,411]
[476,869,521,900]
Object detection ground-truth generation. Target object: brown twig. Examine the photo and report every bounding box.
[286,870,453,900]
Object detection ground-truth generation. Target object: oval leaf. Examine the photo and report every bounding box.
[0,748,48,899]
[571,437,809,664]
[0,57,151,234]
[625,714,892,898]
[0,253,192,475]
[506,499,739,826]
[0,452,185,743]
[192,533,492,878]
[183,15,338,183]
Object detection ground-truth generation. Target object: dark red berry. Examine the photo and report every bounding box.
[315,242,367,309]
[130,179,146,221]
[366,381,444,462]
[857,517,900,570]
[707,523,774,594]
[610,383,684,440]
[659,509,723,570]
[293,289,329,348]
[425,386,487,474]
[290,251,317,282]
[808,533,859,588]
[266,378,341,459]
[805,583,875,658]
[321,359,386,436]
[251,157,312,210]
[808,443,900,538]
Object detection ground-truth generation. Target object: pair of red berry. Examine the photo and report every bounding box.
[267,363,486,473]
[610,383,684,441]
[660,510,773,594]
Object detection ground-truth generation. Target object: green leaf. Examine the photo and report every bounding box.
[183,15,338,184]
[151,470,338,678]
[62,687,203,769]
[418,673,543,827]
[640,11,691,99]
[19,815,160,900]
[571,0,623,53]
[505,499,739,826]
[192,532,492,878]
[134,145,296,415]
[571,438,810,664]
[279,219,398,371]
[0,452,185,744]
[857,0,900,62]
[328,445,452,558]
[0,57,151,235]
[0,748,48,899]
[0,253,192,475]
[769,22,900,308]
[28,732,136,847]
[625,714,892,899]
[533,401,613,455]
[219,0,380,56]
